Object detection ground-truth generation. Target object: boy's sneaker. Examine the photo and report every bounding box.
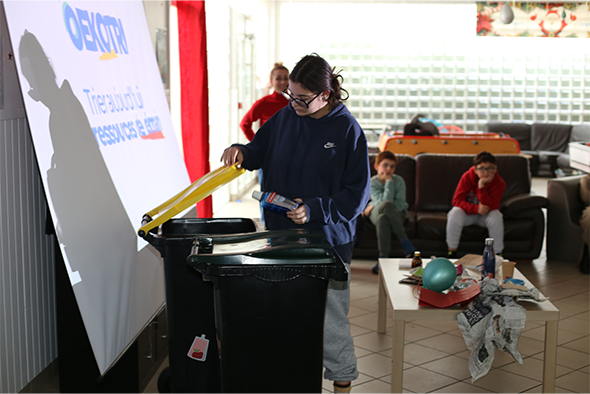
[372,262,379,275]
[402,239,416,258]
[447,250,458,259]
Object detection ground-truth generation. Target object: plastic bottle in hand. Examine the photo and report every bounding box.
[482,238,495,279]
[252,191,300,216]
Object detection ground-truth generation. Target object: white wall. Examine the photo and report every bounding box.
[202,0,273,212]
[0,4,58,393]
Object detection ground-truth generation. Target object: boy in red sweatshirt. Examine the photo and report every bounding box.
[447,151,506,257]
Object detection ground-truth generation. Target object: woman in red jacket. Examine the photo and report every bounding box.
[240,63,289,141]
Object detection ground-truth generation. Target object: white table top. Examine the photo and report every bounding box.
[569,141,590,173]
[379,258,560,322]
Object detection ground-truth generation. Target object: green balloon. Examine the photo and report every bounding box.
[422,258,457,293]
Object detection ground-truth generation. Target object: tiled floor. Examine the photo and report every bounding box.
[179,177,587,394]
[37,177,588,393]
[331,255,589,393]
[143,177,589,393]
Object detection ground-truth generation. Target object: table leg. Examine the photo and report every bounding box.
[378,269,387,334]
[542,320,558,393]
[390,319,405,393]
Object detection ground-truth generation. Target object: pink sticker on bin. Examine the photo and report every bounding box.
[187,334,210,362]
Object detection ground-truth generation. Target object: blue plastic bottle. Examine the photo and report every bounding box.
[482,238,495,279]
[252,191,300,215]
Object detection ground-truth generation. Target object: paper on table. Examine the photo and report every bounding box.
[456,254,482,266]
[399,260,413,268]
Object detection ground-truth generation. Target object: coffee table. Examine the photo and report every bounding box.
[377,258,560,393]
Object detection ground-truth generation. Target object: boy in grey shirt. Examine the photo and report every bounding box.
[365,151,415,274]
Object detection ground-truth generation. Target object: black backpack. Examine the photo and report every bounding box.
[403,114,439,136]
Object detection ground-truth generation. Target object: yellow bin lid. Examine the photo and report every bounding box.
[137,164,245,238]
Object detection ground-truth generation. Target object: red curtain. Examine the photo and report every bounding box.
[173,0,212,218]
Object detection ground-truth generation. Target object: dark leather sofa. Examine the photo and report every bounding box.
[354,153,549,260]
[484,122,590,177]
[547,175,588,263]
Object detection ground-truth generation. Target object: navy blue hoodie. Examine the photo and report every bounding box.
[235,102,371,246]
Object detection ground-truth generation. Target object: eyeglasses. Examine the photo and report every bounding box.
[282,88,322,109]
[476,166,496,172]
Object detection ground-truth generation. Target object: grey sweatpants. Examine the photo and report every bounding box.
[446,207,504,253]
[323,242,359,382]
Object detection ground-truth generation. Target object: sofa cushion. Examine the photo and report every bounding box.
[485,122,532,151]
[360,211,416,239]
[556,153,572,170]
[416,212,488,243]
[503,218,538,253]
[520,150,540,176]
[415,211,447,240]
[415,154,473,212]
[531,123,572,153]
[355,211,416,256]
[495,154,531,198]
[570,124,590,143]
[501,194,549,217]
[394,154,416,212]
[415,212,540,255]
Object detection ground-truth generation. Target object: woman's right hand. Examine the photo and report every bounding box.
[221,146,244,166]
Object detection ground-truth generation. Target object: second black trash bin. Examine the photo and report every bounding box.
[188,229,348,393]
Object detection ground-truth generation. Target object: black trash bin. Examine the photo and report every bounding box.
[145,218,257,393]
[188,229,348,393]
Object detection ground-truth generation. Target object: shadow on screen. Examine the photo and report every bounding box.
[18,30,140,368]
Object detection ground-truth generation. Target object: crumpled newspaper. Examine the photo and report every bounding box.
[456,278,546,382]
[479,276,548,302]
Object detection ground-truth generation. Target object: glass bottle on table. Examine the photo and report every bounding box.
[411,251,422,268]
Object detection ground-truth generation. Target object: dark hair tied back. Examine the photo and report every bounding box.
[270,62,288,79]
[290,53,348,107]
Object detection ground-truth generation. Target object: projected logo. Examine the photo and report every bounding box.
[62,2,128,60]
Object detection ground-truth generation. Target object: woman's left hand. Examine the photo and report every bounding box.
[287,198,308,225]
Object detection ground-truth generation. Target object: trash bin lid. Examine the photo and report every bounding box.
[188,229,334,266]
[188,229,348,281]
[145,218,258,248]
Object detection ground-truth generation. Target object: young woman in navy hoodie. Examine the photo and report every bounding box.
[222,53,370,393]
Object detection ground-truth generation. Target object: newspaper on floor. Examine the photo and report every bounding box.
[456,277,545,383]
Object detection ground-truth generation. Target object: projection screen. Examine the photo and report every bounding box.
[4,1,191,374]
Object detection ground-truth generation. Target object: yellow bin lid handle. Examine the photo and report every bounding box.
[137,164,245,238]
